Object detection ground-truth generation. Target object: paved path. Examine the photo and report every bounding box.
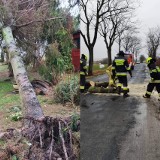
[81,63,160,160]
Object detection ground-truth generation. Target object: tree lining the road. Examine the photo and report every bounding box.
[80,0,109,75]
[146,26,160,59]
[121,29,142,59]
[99,0,136,65]
[80,0,140,74]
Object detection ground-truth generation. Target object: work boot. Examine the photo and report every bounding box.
[143,95,150,98]
[117,86,121,95]
[123,93,130,98]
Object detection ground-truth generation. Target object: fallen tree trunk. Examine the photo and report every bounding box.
[1,25,78,159]
[85,81,109,89]
[88,86,117,93]
[2,26,44,124]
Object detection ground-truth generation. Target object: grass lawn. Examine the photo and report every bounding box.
[0,63,79,131]
[87,63,108,77]
[0,81,21,130]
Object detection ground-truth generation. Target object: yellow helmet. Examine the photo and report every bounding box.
[85,55,88,60]
[82,54,88,60]
[146,57,152,64]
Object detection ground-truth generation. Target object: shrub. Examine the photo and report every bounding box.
[39,43,66,84]
[55,76,79,105]
[70,113,80,132]
[55,28,74,71]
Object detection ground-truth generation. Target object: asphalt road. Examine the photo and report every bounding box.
[80,63,160,160]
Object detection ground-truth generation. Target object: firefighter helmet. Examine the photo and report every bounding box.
[146,57,153,64]
[146,57,156,64]
[119,51,125,56]
[81,54,88,60]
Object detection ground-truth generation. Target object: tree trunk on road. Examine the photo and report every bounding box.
[2,26,44,125]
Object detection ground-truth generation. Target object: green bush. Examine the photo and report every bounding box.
[39,43,66,84]
[55,76,79,104]
[70,113,80,132]
[55,28,74,71]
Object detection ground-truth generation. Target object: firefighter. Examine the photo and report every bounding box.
[143,57,160,100]
[112,51,132,97]
[80,54,88,93]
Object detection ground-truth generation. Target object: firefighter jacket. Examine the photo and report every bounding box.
[148,63,160,82]
[112,55,131,77]
[80,58,87,75]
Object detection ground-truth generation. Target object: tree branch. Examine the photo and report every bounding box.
[13,17,62,28]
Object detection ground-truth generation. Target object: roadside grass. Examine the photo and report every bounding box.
[87,63,108,78]
[93,63,107,74]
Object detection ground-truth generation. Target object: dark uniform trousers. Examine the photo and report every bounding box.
[80,58,87,93]
[112,55,131,95]
[145,82,160,97]
[144,65,160,98]
[117,75,129,94]
[80,74,86,93]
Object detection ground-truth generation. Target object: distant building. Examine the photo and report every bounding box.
[71,30,80,71]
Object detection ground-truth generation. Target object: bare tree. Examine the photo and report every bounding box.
[121,31,141,61]
[146,27,160,58]
[122,32,141,52]
[99,0,136,65]
[116,24,137,52]
[80,0,111,75]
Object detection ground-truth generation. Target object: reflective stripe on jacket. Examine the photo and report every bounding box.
[112,55,130,76]
[80,58,87,75]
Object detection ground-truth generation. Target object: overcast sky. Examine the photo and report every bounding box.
[81,0,160,61]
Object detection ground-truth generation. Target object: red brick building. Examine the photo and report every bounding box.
[71,30,80,71]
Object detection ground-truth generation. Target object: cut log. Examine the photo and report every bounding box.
[85,81,109,89]
[95,82,109,87]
